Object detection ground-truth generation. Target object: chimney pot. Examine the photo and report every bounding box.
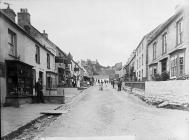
[17,8,31,28]
[42,30,48,38]
[2,6,16,22]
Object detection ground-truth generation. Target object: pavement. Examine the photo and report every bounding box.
[35,85,189,140]
[1,103,61,137]
[1,87,87,138]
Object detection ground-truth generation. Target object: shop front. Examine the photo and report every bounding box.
[5,60,33,107]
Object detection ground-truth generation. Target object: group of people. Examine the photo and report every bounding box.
[111,79,122,91]
[97,79,109,85]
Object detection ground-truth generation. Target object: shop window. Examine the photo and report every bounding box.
[6,61,33,97]
[176,18,183,45]
[35,45,40,64]
[162,33,167,54]
[8,29,17,56]
[179,56,184,75]
[47,53,50,69]
[32,69,36,88]
[46,72,57,89]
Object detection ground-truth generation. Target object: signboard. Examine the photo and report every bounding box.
[0,62,5,77]
[55,57,71,64]
[74,68,79,72]
[55,57,64,63]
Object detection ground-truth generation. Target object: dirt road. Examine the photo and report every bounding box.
[37,85,189,140]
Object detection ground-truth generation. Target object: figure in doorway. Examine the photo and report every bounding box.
[35,78,44,103]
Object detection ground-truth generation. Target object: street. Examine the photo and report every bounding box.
[35,85,189,140]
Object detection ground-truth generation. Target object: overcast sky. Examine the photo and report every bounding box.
[0,0,186,66]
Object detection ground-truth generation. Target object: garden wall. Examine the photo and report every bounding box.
[145,80,189,104]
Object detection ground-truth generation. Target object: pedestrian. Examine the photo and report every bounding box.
[98,79,100,85]
[99,80,103,91]
[119,80,122,91]
[117,79,121,91]
[35,78,44,103]
[112,80,115,88]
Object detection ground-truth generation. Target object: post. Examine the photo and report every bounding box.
[62,88,65,104]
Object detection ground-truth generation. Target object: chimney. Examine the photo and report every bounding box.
[2,6,16,22]
[42,30,48,38]
[17,8,31,27]
[174,4,184,14]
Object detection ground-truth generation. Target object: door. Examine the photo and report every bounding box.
[39,71,43,86]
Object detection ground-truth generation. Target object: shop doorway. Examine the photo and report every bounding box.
[161,59,167,73]
[39,71,43,85]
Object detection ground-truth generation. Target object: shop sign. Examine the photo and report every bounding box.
[74,68,79,71]
[0,62,5,77]
[55,57,65,63]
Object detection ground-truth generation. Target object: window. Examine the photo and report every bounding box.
[179,55,184,75]
[35,45,40,64]
[162,33,167,54]
[139,57,141,67]
[137,59,138,69]
[32,69,36,88]
[47,53,50,69]
[142,69,143,78]
[46,72,57,89]
[142,54,143,66]
[139,71,141,77]
[176,19,183,45]
[8,29,17,56]
[153,42,157,60]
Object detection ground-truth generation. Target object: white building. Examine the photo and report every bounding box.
[0,7,56,106]
[148,5,189,80]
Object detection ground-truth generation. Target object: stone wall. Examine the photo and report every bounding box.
[145,80,189,104]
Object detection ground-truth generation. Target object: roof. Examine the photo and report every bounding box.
[56,46,68,58]
[0,10,54,56]
[147,9,183,45]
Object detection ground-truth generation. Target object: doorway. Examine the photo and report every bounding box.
[39,71,43,85]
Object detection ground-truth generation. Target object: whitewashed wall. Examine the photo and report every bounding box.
[145,80,189,103]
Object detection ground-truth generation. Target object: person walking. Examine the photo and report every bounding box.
[119,80,122,91]
[35,78,44,103]
[112,80,115,89]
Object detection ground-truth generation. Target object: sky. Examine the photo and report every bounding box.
[0,0,186,66]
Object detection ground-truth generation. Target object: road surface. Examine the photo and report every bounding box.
[36,85,189,140]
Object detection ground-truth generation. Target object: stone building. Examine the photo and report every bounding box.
[135,36,148,81]
[148,6,189,80]
[124,50,136,82]
[55,47,68,87]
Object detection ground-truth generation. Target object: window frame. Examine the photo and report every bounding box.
[8,29,17,57]
[153,42,157,60]
[35,45,40,64]
[162,33,167,54]
[176,18,183,46]
[47,53,50,69]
